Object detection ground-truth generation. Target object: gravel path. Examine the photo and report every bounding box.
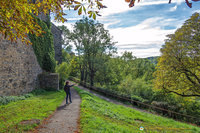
[35,87,81,133]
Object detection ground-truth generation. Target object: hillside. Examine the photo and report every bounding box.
[74,86,200,133]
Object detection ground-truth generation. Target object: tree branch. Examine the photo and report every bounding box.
[163,86,200,97]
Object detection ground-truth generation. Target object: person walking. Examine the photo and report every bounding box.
[64,81,75,104]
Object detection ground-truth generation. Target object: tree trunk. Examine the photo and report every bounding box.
[90,70,94,86]
[84,69,88,84]
[80,70,84,82]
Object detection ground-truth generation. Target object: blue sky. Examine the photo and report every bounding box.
[52,0,200,58]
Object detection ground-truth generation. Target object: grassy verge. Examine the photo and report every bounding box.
[0,90,65,132]
[74,86,200,133]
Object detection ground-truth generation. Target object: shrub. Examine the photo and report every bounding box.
[30,89,47,95]
[118,76,154,100]
[56,62,71,89]
[131,94,149,102]
[0,94,33,105]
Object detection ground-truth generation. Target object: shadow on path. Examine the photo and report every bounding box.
[56,104,67,111]
[36,87,81,133]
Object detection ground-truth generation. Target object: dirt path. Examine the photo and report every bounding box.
[36,87,81,133]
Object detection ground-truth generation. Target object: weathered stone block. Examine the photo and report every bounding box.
[38,73,59,91]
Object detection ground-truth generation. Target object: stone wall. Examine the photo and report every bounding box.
[51,23,62,64]
[0,35,42,96]
[38,73,59,91]
[0,16,62,96]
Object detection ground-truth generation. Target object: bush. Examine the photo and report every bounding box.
[0,94,33,105]
[118,76,154,100]
[131,94,148,102]
[56,62,71,89]
[30,89,47,95]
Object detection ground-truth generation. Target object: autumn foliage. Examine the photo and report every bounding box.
[155,13,200,97]
[0,0,106,44]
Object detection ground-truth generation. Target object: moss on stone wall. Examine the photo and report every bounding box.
[29,16,56,72]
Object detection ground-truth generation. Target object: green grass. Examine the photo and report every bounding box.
[0,90,65,133]
[74,86,200,133]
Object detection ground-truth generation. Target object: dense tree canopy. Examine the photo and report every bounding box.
[67,18,116,86]
[155,13,200,97]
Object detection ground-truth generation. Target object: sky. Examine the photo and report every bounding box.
[52,0,200,58]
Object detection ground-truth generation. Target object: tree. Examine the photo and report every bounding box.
[154,13,200,97]
[69,18,116,86]
[0,0,106,44]
[58,26,72,53]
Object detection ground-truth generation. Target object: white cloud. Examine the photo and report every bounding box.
[193,10,200,13]
[106,17,176,57]
[100,0,171,17]
[53,16,177,57]
[52,0,187,58]
[169,5,177,12]
[52,20,74,31]
[176,0,184,5]
[117,47,161,58]
[108,17,175,45]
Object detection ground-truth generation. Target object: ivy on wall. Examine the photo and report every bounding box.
[29,15,56,73]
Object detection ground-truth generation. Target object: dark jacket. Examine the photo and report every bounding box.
[64,84,74,93]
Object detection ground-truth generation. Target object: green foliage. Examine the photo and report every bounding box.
[0,90,65,132]
[0,88,57,106]
[118,77,154,101]
[69,18,116,85]
[74,86,200,133]
[0,94,33,105]
[155,13,200,97]
[62,49,72,63]
[30,89,48,95]
[131,95,148,103]
[29,16,56,73]
[56,62,71,88]
[42,53,56,72]
[58,26,72,52]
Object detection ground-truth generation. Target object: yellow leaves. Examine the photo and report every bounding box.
[74,1,81,4]
[93,13,96,20]
[78,6,82,15]
[6,12,11,18]
[87,11,97,20]
[74,5,81,10]
[154,13,200,97]
[1,0,108,45]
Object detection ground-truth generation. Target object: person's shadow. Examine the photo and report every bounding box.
[57,104,68,111]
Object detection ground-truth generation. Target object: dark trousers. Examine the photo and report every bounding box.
[66,92,72,104]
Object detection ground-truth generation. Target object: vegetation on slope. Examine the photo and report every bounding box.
[0,89,65,132]
[74,86,200,133]
[29,15,56,73]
